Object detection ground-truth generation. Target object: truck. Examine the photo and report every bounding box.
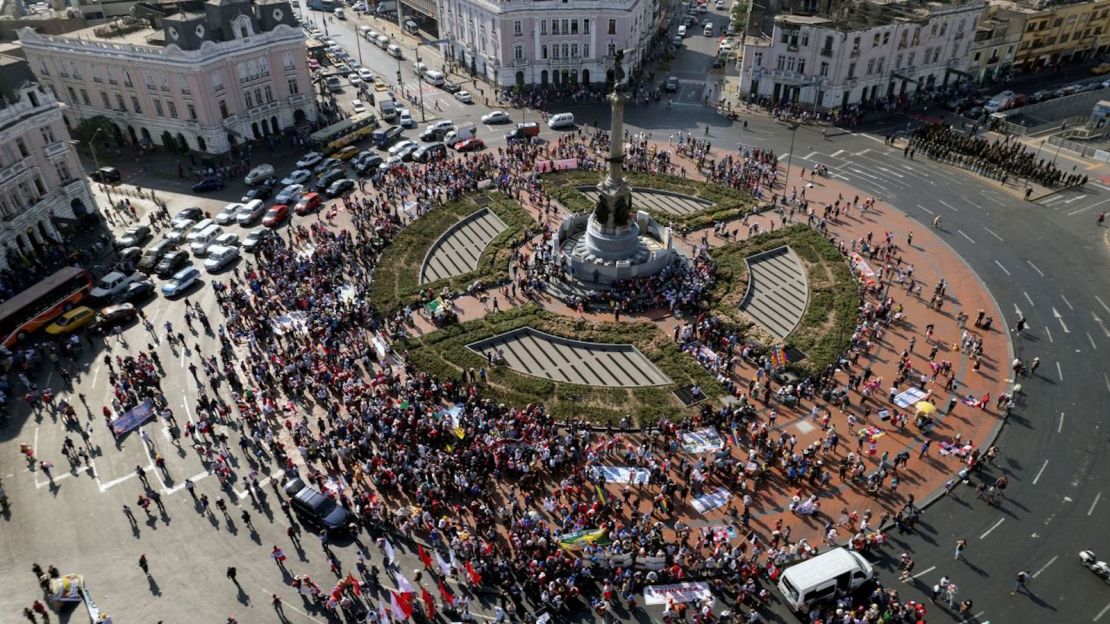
[374,0,396,13]
[378,97,399,123]
[445,122,476,146]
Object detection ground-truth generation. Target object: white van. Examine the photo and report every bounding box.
[334,8,345,19]
[359,25,371,37]
[678,25,687,37]
[387,44,403,59]
[548,112,575,129]
[424,70,445,86]
[375,34,390,49]
[186,218,215,242]
[777,548,874,613]
[704,22,714,36]
[189,224,224,256]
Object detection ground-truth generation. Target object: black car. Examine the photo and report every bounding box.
[313,157,343,175]
[138,238,178,273]
[156,250,189,277]
[354,155,383,175]
[242,178,276,202]
[326,178,355,197]
[664,76,680,92]
[283,478,351,531]
[90,167,122,183]
[314,169,346,192]
[118,279,156,303]
[173,207,205,223]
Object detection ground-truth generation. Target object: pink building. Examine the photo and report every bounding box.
[20,0,317,154]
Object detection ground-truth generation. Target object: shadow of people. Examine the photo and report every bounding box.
[147,573,162,596]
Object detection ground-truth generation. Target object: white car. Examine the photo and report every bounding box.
[481,110,511,124]
[213,232,240,247]
[236,199,266,226]
[455,90,473,104]
[204,245,240,273]
[281,169,313,186]
[388,140,418,158]
[215,203,243,225]
[275,184,304,205]
[297,152,323,169]
[161,267,200,298]
[399,109,415,128]
[166,219,196,243]
[352,100,367,114]
[348,73,361,86]
[358,68,374,81]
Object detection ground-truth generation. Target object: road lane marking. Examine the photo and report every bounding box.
[916,203,935,214]
[1045,326,1054,343]
[1096,601,1110,622]
[1090,492,1102,516]
[1061,294,1074,310]
[1063,194,1087,204]
[979,518,1005,539]
[1033,459,1049,485]
[91,365,101,387]
[912,565,937,579]
[958,230,976,243]
[1056,361,1064,381]
[777,153,790,161]
[1059,412,1065,433]
[1033,555,1058,578]
[1026,260,1044,277]
[1052,307,1070,333]
[1098,295,1110,314]
[982,193,1005,206]
[831,149,845,157]
[938,200,959,212]
[994,260,1011,276]
[984,227,1003,241]
[1088,332,1098,350]
[802,151,818,160]
[1023,291,1035,306]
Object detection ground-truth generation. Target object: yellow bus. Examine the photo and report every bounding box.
[309,112,379,153]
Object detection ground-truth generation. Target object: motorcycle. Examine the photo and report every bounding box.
[1080,551,1110,583]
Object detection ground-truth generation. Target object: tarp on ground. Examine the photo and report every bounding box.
[110,399,155,436]
[594,466,650,484]
[643,581,713,605]
[682,428,724,454]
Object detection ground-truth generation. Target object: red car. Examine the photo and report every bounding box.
[262,204,290,228]
[294,192,323,215]
[454,138,486,153]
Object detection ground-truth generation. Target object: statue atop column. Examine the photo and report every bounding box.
[593,50,634,231]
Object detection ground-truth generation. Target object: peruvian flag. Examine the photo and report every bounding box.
[437,580,455,607]
[421,586,437,619]
[346,572,362,596]
[390,590,413,620]
[417,544,433,569]
[395,571,417,595]
[464,561,482,585]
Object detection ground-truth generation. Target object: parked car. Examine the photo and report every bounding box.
[161,266,201,298]
[388,140,418,158]
[664,76,680,92]
[90,271,137,300]
[138,239,177,273]
[313,158,342,174]
[45,307,96,335]
[213,232,240,247]
[173,207,204,223]
[274,184,304,205]
[241,179,276,202]
[115,225,150,248]
[358,68,374,81]
[441,81,461,93]
[166,219,196,244]
[297,152,324,169]
[242,228,273,253]
[454,138,486,152]
[283,477,351,531]
[351,100,366,114]
[355,154,384,175]
[118,279,155,303]
[335,146,361,160]
[244,164,275,186]
[454,90,473,103]
[294,192,324,215]
[156,250,190,278]
[118,246,143,266]
[89,167,122,183]
[215,203,243,225]
[314,169,347,192]
[326,178,356,197]
[281,169,313,186]
[235,200,267,226]
[203,245,240,272]
[262,204,290,228]
[481,110,511,124]
[399,109,415,127]
[191,176,224,192]
[88,303,137,332]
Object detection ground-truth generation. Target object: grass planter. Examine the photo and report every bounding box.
[540,170,757,231]
[369,192,533,312]
[397,304,723,426]
[707,224,860,376]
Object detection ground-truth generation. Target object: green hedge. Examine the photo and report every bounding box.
[397,304,723,426]
[707,224,860,376]
[540,170,758,231]
[368,192,533,312]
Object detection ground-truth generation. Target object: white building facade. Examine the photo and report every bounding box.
[436,0,661,88]
[19,0,317,154]
[0,84,98,269]
[740,0,987,110]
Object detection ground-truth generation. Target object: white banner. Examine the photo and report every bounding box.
[691,487,731,514]
[596,466,650,484]
[893,387,927,409]
[682,428,724,454]
[643,582,713,606]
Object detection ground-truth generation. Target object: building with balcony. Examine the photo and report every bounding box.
[990,0,1110,74]
[739,0,987,110]
[436,0,663,89]
[0,59,98,270]
[19,0,318,155]
[967,13,1022,83]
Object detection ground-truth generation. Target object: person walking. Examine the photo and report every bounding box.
[1012,569,1029,595]
[226,566,238,584]
[138,554,149,575]
[954,538,967,561]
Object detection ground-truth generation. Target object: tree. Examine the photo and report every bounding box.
[73,116,116,147]
[730,0,750,34]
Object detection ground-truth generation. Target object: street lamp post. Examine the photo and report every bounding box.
[782,123,798,202]
[415,49,426,122]
[89,126,107,174]
[355,22,363,65]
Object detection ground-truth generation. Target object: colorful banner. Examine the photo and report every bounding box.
[849,252,877,286]
[111,399,155,436]
[770,345,789,368]
[682,428,725,454]
[596,466,650,484]
[642,581,713,606]
[893,387,927,409]
[691,488,731,514]
[558,528,609,550]
[709,525,738,542]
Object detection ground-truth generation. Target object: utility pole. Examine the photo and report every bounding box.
[782,123,798,199]
[89,126,106,173]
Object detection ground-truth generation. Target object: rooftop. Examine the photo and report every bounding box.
[773,0,986,30]
[65,19,165,46]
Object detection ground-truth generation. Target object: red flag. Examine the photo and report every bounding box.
[437,580,455,606]
[396,590,414,618]
[417,544,433,569]
[421,586,437,619]
[464,561,482,585]
[346,572,361,596]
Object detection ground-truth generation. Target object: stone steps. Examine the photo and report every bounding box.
[420,208,508,284]
[739,247,809,339]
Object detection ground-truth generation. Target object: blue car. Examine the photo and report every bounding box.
[160,266,200,298]
[191,176,224,192]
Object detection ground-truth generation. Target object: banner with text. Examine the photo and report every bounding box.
[643,582,713,606]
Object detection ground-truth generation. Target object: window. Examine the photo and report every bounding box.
[583,43,589,57]
[552,20,559,35]
[514,45,524,61]
[876,58,884,73]
[847,62,856,78]
[16,138,28,158]
[514,20,522,36]
[153,99,164,117]
[178,75,191,95]
[908,52,915,66]
[168,101,178,118]
[553,44,560,59]
[583,19,590,34]
[607,42,617,56]
[54,160,72,183]
[116,94,125,110]
[283,50,296,70]
[38,59,49,76]
[67,87,77,103]
[188,103,197,121]
[100,92,110,108]
[867,59,875,74]
[819,61,829,76]
[33,176,47,196]
[571,19,578,34]
[608,19,616,35]
[80,89,90,106]
[264,85,274,103]
[562,19,569,35]
[776,55,785,70]
[562,43,569,58]
[883,32,890,45]
[540,19,547,35]
[245,91,254,109]
[211,71,224,91]
[873,33,880,46]
[939,22,947,37]
[288,78,299,95]
[131,96,141,113]
[797,59,805,74]
[572,44,579,57]
[542,44,548,59]
[219,99,229,118]
[40,125,56,145]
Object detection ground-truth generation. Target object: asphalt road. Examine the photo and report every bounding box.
[0,18,1107,624]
